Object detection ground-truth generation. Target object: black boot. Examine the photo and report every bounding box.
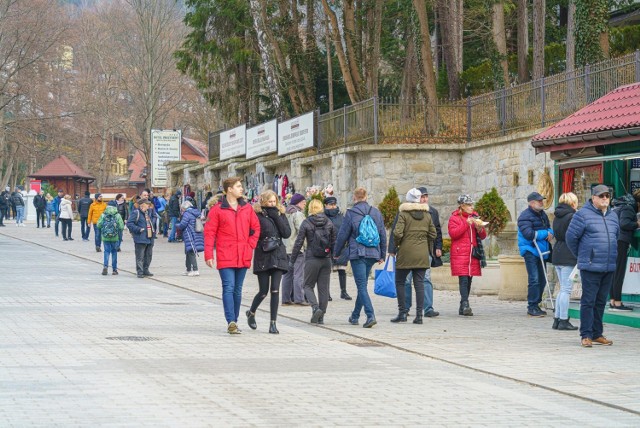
[246,310,257,330]
[340,290,352,300]
[413,310,423,324]
[461,301,473,316]
[269,320,279,334]
[390,309,408,323]
[552,317,559,330]
[557,319,578,331]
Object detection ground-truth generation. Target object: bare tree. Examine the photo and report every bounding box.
[517,0,529,83]
[566,0,576,71]
[437,0,462,98]
[532,0,545,81]
[413,0,438,133]
[491,1,510,87]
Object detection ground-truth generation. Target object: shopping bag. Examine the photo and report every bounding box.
[374,256,397,298]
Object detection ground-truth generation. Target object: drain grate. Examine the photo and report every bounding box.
[106,336,162,342]
[344,340,384,348]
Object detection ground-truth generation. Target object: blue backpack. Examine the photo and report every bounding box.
[355,206,380,247]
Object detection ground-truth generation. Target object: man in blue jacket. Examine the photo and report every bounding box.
[566,184,619,348]
[52,189,64,237]
[517,192,554,317]
[334,187,387,329]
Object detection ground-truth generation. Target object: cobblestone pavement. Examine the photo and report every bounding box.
[1,225,640,426]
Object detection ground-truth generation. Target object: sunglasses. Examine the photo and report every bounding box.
[596,194,611,199]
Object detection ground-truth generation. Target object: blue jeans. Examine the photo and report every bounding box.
[554,265,573,319]
[404,257,434,312]
[579,270,613,340]
[523,252,546,310]
[350,257,377,320]
[103,241,118,270]
[81,216,90,240]
[46,211,52,227]
[168,216,178,241]
[93,224,102,248]
[219,268,248,323]
[15,206,24,224]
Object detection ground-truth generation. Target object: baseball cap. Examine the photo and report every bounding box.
[527,192,545,202]
[592,184,610,196]
[405,188,422,203]
[417,187,429,195]
[324,196,337,205]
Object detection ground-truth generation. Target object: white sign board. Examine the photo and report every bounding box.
[220,124,246,160]
[151,129,181,187]
[278,111,314,156]
[622,257,640,295]
[246,120,277,159]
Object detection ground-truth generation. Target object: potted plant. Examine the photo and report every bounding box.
[474,187,511,258]
[378,186,400,229]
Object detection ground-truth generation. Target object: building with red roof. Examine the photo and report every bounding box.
[531,82,640,204]
[29,155,95,197]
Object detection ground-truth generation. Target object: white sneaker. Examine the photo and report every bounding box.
[182,271,190,276]
[189,271,200,277]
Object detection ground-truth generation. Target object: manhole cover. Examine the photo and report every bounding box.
[343,340,384,348]
[106,336,162,342]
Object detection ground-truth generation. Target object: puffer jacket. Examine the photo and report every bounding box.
[517,206,553,259]
[97,206,125,243]
[33,194,46,211]
[77,197,93,218]
[448,209,488,277]
[252,205,292,273]
[291,213,336,263]
[391,203,436,269]
[566,200,619,272]
[333,201,387,262]
[58,198,74,219]
[176,206,205,254]
[87,200,107,225]
[11,192,24,207]
[551,203,577,267]
[167,194,181,217]
[612,194,639,244]
[325,207,348,265]
[203,196,260,269]
[284,204,306,254]
[126,208,158,244]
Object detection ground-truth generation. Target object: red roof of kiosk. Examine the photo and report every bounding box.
[30,155,94,179]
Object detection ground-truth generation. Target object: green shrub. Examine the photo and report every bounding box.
[378,186,400,229]
[474,187,511,237]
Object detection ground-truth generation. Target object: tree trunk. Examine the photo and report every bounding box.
[413,0,439,134]
[368,0,384,98]
[566,0,576,71]
[437,0,461,99]
[322,0,360,103]
[343,0,364,99]
[97,126,108,190]
[400,30,418,121]
[517,0,529,83]
[249,0,283,116]
[492,2,510,87]
[325,16,334,112]
[533,0,545,81]
[454,0,463,74]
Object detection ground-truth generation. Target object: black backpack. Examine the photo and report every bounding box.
[310,223,332,258]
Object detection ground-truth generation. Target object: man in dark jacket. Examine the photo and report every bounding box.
[324,196,352,301]
[609,190,640,311]
[334,187,387,328]
[566,184,619,347]
[53,189,64,237]
[517,192,554,317]
[0,187,9,226]
[167,189,181,242]
[11,187,25,226]
[77,191,93,241]
[126,199,158,278]
[33,190,47,228]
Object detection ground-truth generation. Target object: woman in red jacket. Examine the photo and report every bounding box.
[205,177,260,334]
[448,194,487,317]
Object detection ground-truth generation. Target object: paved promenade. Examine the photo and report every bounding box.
[1,224,640,426]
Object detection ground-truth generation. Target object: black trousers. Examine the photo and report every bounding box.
[395,268,426,313]
[251,269,284,320]
[0,207,4,224]
[459,276,473,302]
[60,218,72,239]
[611,240,630,301]
[185,250,198,272]
[36,209,45,228]
[303,257,332,313]
[135,242,154,275]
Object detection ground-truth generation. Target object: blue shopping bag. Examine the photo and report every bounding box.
[374,256,397,298]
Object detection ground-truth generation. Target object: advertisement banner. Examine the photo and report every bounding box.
[151,129,181,188]
[219,124,246,160]
[246,120,277,159]
[622,235,640,294]
[278,112,314,156]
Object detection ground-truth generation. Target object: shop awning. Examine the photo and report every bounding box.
[555,152,640,166]
[532,82,640,153]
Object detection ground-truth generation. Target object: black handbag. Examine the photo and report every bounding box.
[471,246,482,260]
[261,237,280,252]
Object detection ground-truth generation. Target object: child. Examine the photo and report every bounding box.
[97,204,125,275]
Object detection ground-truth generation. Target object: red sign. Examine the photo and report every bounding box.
[30,180,41,193]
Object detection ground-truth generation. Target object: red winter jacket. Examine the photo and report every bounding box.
[204,197,260,269]
[448,209,487,277]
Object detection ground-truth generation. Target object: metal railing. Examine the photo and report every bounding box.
[208,50,640,161]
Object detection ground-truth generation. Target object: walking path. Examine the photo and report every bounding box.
[1,225,639,426]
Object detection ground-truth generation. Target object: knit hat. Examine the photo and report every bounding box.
[84,191,90,196]
[290,193,305,206]
[405,188,422,203]
[457,194,474,205]
[107,200,117,207]
[181,200,192,210]
[175,189,182,195]
[324,196,337,205]
[95,193,102,199]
